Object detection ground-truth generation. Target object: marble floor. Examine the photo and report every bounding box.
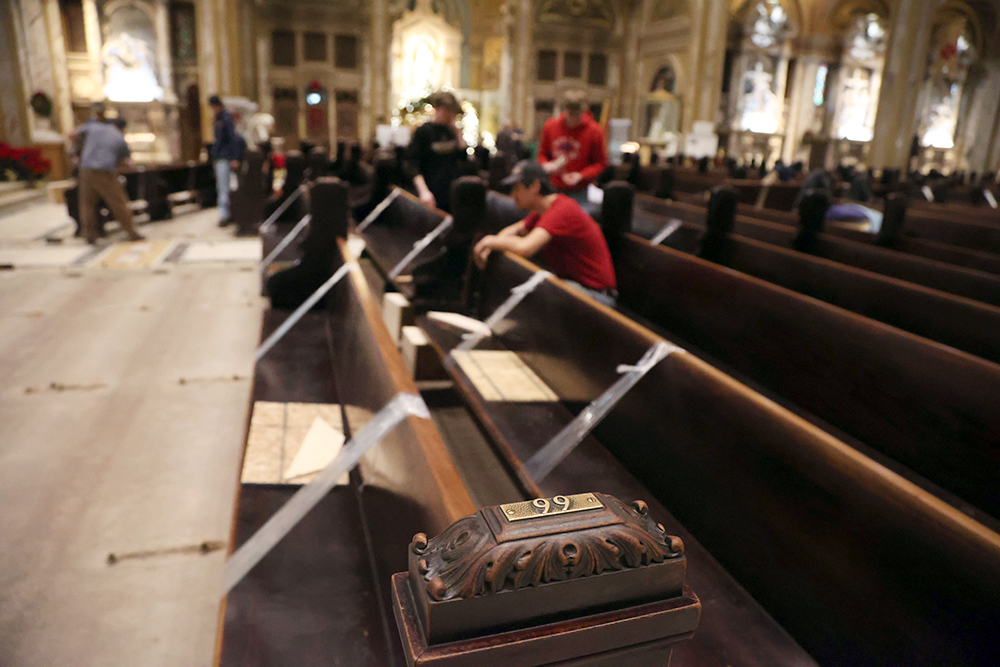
[0,204,265,666]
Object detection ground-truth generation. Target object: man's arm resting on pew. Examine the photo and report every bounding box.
[474,224,551,268]
[413,174,436,208]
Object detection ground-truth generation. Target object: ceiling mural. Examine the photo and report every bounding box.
[537,0,615,25]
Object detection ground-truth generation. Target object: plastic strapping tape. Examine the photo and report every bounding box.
[255,263,351,361]
[650,219,683,246]
[222,393,430,594]
[984,190,998,209]
[260,214,311,272]
[356,189,401,234]
[388,216,454,279]
[259,184,305,234]
[523,341,681,482]
[455,270,553,352]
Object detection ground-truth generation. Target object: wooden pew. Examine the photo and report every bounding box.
[630,194,1000,365]
[413,251,1000,667]
[220,236,482,665]
[734,200,1000,275]
[614,232,1000,520]
[634,195,1000,306]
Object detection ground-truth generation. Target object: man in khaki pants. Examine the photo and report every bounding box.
[77,116,144,244]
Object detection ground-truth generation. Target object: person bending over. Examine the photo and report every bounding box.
[473,161,617,307]
[408,91,466,213]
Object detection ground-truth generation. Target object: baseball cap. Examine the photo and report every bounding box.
[500,160,553,193]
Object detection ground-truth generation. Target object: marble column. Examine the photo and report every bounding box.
[510,0,532,130]
[696,0,727,127]
[683,0,726,131]
[13,0,60,140]
[957,62,1000,174]
[0,0,29,144]
[497,9,514,126]
[783,56,819,164]
[869,0,934,170]
[82,0,103,96]
[154,0,176,104]
[370,0,390,126]
[618,2,643,124]
[196,0,219,142]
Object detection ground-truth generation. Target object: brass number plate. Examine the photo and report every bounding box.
[500,493,603,522]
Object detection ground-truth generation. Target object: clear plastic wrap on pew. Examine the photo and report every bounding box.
[260,213,311,275]
[650,219,683,246]
[222,392,431,594]
[259,184,306,234]
[523,341,681,482]
[356,188,401,234]
[387,215,454,279]
[455,270,553,352]
[255,263,351,361]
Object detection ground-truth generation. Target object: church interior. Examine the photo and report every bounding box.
[1,0,1000,665]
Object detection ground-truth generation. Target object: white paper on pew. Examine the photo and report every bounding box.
[922,185,935,202]
[346,235,367,259]
[284,416,348,484]
[587,184,604,204]
[523,341,682,482]
[985,190,998,209]
[452,350,559,402]
[223,393,430,594]
[427,311,491,336]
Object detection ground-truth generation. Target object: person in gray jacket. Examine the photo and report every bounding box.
[75,113,144,244]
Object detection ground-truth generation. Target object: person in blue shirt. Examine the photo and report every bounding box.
[209,95,246,225]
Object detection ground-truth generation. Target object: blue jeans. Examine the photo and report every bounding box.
[563,280,617,308]
[214,159,232,221]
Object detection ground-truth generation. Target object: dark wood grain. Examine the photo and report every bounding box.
[419,252,1000,667]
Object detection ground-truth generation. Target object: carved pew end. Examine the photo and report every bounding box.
[392,493,700,667]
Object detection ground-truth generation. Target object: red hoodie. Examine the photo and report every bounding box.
[538,112,608,192]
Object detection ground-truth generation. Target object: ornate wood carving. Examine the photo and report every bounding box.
[410,494,684,602]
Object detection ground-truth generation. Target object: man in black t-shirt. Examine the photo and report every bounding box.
[408,91,466,213]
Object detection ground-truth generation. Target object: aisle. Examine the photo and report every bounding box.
[0,206,265,667]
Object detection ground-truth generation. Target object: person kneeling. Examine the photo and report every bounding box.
[473,161,617,307]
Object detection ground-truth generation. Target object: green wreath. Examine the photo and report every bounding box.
[30,92,53,118]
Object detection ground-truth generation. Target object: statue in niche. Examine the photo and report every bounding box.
[922,91,959,149]
[645,66,680,141]
[740,62,777,124]
[102,32,163,103]
[836,68,872,140]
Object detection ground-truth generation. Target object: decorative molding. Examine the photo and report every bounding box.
[411,496,683,602]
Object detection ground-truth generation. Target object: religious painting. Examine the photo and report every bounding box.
[101,4,164,103]
[537,0,614,26]
[335,90,359,142]
[651,0,688,22]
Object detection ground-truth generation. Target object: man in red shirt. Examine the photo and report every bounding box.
[473,161,617,306]
[538,90,608,203]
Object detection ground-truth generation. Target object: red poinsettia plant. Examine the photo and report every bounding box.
[0,142,52,181]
